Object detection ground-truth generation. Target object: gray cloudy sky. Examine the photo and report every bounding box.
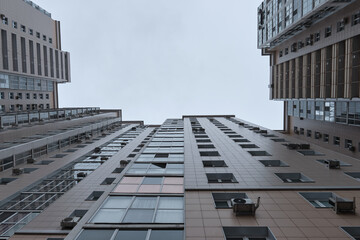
[35,0,283,129]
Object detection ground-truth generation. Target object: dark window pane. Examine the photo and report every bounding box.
[76,230,114,240]
[115,230,147,240]
[149,230,184,240]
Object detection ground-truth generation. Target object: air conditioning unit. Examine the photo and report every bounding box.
[286,143,299,150]
[12,168,24,175]
[77,172,87,178]
[326,160,340,169]
[120,160,129,168]
[27,158,35,164]
[329,196,356,214]
[94,147,101,153]
[60,217,80,229]
[231,197,260,216]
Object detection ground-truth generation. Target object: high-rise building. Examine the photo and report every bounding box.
[257,0,360,158]
[2,1,360,240]
[0,0,71,113]
[1,115,360,240]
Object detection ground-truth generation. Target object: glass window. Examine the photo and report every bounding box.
[114,230,147,240]
[131,197,157,208]
[123,209,154,223]
[102,196,132,208]
[155,210,183,223]
[76,230,114,240]
[91,209,125,223]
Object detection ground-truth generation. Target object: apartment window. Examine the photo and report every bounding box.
[100,178,115,185]
[9,92,14,99]
[275,172,314,183]
[12,21,17,29]
[49,38,52,44]
[76,229,183,240]
[352,11,360,26]
[34,160,53,165]
[325,26,332,38]
[11,33,18,71]
[233,138,250,142]
[212,193,247,208]
[0,178,17,185]
[29,28,33,35]
[33,93,37,99]
[46,104,50,109]
[46,93,49,99]
[0,92,4,99]
[239,144,259,149]
[298,41,304,49]
[284,48,289,55]
[307,129,312,137]
[279,50,283,57]
[39,93,43,99]
[9,105,15,111]
[316,159,351,167]
[90,196,184,224]
[206,173,238,183]
[259,160,288,167]
[203,160,227,167]
[300,128,304,135]
[196,139,211,143]
[223,227,276,240]
[305,35,313,45]
[25,93,30,99]
[17,93,22,99]
[2,17,8,25]
[21,37,27,73]
[337,20,345,32]
[43,35,47,41]
[248,151,271,156]
[314,32,320,42]
[345,139,353,149]
[299,192,338,208]
[323,133,329,143]
[197,144,215,149]
[1,30,8,70]
[29,40,34,74]
[297,150,324,156]
[199,151,220,157]
[20,25,26,32]
[85,191,104,201]
[26,104,30,110]
[333,136,340,146]
[36,32,40,38]
[112,168,124,173]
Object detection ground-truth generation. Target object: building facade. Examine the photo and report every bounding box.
[0,0,71,113]
[0,115,359,240]
[258,0,360,158]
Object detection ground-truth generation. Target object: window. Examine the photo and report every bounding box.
[49,38,52,44]
[101,178,115,185]
[39,93,43,99]
[279,50,283,57]
[197,144,215,149]
[233,138,250,142]
[297,150,324,156]
[271,138,287,142]
[43,35,47,41]
[76,230,115,240]
[223,227,276,240]
[352,11,360,26]
[0,92,4,99]
[333,136,340,146]
[86,191,104,201]
[206,173,238,183]
[316,159,351,167]
[9,92,14,99]
[248,151,271,156]
[239,144,259,149]
[29,28,33,35]
[314,32,320,42]
[126,163,183,175]
[2,17,8,25]
[12,21,17,28]
[275,172,314,183]
[307,129,312,137]
[33,93,37,99]
[259,160,288,167]
[199,151,220,157]
[323,133,329,143]
[314,131,321,139]
[0,178,17,185]
[299,192,339,208]
[284,48,289,55]
[345,172,360,181]
[203,160,227,167]
[345,139,353,149]
[325,26,332,38]
[34,160,54,165]
[196,139,211,143]
[212,193,247,208]
[76,229,184,240]
[20,25,26,32]
[337,20,345,32]
[36,32,40,38]
[112,167,124,173]
[300,128,304,135]
[90,196,184,224]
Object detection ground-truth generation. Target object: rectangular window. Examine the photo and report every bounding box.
[29,40,34,74]
[43,35,47,41]
[203,160,227,167]
[50,48,54,77]
[325,26,332,38]
[11,34,18,71]
[20,25,26,32]
[20,37,27,73]
[259,159,288,167]
[12,21,17,29]
[1,30,8,69]
[199,151,220,157]
[352,11,360,26]
[299,192,337,208]
[223,227,276,240]
[36,43,42,75]
[206,173,238,183]
[248,151,271,156]
[43,45,48,76]
[85,191,104,201]
[333,136,340,146]
[55,50,60,78]
[29,28,33,35]
[275,172,314,183]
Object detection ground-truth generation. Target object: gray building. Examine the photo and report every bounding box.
[258,0,360,159]
[0,0,71,112]
[0,115,359,240]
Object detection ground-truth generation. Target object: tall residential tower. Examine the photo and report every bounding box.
[258,0,360,158]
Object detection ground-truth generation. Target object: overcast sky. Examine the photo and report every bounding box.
[34,0,283,129]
